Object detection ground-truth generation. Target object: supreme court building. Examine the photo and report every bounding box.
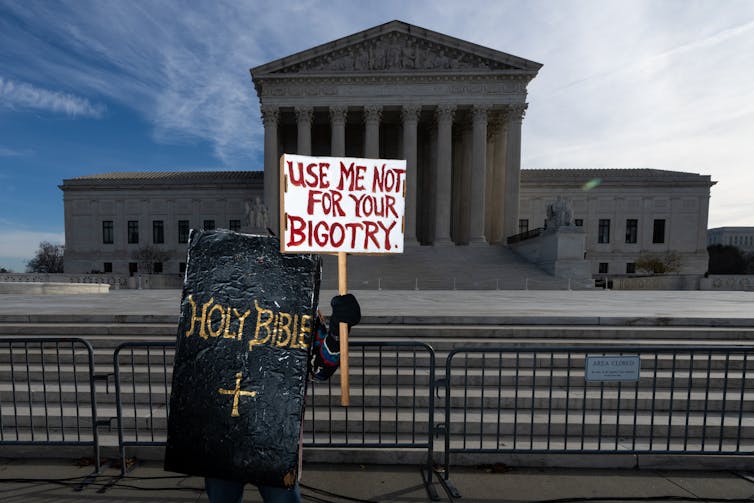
[251,20,539,247]
[60,21,714,285]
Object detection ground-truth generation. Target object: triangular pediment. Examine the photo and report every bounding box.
[252,20,542,77]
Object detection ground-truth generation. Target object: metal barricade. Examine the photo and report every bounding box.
[0,337,100,470]
[113,341,174,473]
[112,340,438,498]
[304,341,437,499]
[440,345,754,497]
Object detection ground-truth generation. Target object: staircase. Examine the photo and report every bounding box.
[319,244,589,290]
[2,316,754,468]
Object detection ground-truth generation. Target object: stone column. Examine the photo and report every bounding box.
[261,105,279,232]
[503,104,527,241]
[469,105,489,245]
[434,105,455,245]
[490,116,508,243]
[329,106,347,157]
[402,104,421,246]
[364,105,382,158]
[296,106,313,156]
[485,118,498,242]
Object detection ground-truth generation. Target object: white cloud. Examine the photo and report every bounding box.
[0,146,27,157]
[0,76,105,118]
[2,0,754,227]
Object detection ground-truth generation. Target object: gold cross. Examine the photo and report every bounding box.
[218,372,257,417]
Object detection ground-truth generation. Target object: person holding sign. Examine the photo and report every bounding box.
[280,154,405,406]
[205,293,361,503]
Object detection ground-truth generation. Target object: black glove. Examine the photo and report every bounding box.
[328,293,361,339]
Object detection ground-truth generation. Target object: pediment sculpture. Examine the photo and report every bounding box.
[275,32,518,74]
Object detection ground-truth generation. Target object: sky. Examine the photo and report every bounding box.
[1,0,753,272]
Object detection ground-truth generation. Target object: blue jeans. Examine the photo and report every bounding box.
[205,477,301,503]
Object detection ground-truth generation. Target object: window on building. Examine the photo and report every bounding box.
[598,219,610,243]
[178,220,189,244]
[103,262,112,273]
[653,219,666,244]
[574,219,583,227]
[625,219,638,244]
[153,262,163,274]
[179,262,187,274]
[128,262,138,275]
[102,220,114,244]
[153,220,164,244]
[229,219,241,232]
[598,262,609,274]
[128,221,139,244]
[626,262,636,274]
[518,219,529,234]
[203,219,215,231]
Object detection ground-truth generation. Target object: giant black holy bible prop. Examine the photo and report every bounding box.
[165,229,321,487]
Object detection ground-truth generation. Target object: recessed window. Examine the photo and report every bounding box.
[153,220,164,244]
[653,219,666,244]
[102,221,114,244]
[128,221,139,244]
[153,262,163,274]
[128,262,138,275]
[518,219,529,234]
[178,220,189,244]
[625,219,638,244]
[229,219,241,232]
[179,262,187,274]
[598,262,609,274]
[574,219,583,227]
[103,262,112,273]
[598,219,610,244]
[626,262,636,274]
[203,219,215,231]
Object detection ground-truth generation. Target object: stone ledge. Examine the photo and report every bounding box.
[0,282,111,295]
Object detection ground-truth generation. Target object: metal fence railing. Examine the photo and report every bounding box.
[113,341,174,472]
[5,336,754,500]
[111,340,439,499]
[304,341,437,497]
[440,345,754,498]
[0,337,101,471]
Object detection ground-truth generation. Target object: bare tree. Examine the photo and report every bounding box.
[26,241,65,273]
[635,251,681,274]
[131,245,170,274]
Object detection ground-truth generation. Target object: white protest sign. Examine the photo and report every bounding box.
[280,154,406,254]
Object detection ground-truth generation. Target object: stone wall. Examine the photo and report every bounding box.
[0,273,183,290]
[700,275,754,291]
[610,275,701,291]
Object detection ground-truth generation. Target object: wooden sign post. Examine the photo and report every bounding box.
[280,154,406,405]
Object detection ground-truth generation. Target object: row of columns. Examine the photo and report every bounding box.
[261,103,526,245]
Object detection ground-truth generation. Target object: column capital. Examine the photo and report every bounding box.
[329,106,348,125]
[472,104,490,124]
[401,104,422,123]
[363,105,382,123]
[260,106,278,125]
[295,106,313,123]
[435,104,456,122]
[505,103,528,123]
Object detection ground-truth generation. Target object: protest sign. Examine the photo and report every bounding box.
[280,154,406,254]
[165,229,321,487]
[280,154,406,406]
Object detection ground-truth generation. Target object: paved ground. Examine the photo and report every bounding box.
[2,289,754,501]
[1,458,754,502]
[1,289,753,325]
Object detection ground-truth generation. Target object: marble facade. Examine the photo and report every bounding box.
[250,20,541,246]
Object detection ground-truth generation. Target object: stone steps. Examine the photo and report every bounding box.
[318,245,579,290]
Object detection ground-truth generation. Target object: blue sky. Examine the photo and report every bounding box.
[1,0,754,272]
